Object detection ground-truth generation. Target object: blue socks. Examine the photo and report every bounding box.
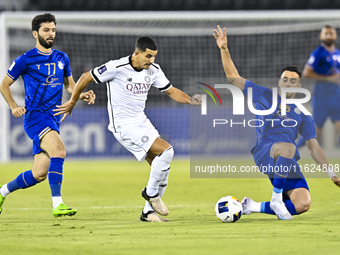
[272,156,292,194]
[7,170,39,192]
[4,157,64,201]
[261,200,298,215]
[260,156,298,216]
[48,157,64,197]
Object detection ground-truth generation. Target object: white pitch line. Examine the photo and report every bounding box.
[4,202,340,211]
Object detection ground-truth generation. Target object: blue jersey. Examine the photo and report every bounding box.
[243,80,316,159]
[7,47,72,122]
[306,45,340,96]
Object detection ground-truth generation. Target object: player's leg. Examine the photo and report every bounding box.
[243,176,309,216]
[0,153,47,214]
[142,138,174,216]
[269,142,296,219]
[146,138,172,198]
[112,120,172,221]
[329,92,340,144]
[40,130,77,217]
[141,151,171,222]
[284,188,311,214]
[242,143,296,218]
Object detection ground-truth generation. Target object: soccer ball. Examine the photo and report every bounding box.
[215,196,243,223]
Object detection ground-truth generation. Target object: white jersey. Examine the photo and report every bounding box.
[90,56,172,132]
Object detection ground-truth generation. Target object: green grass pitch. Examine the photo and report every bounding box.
[0,159,339,255]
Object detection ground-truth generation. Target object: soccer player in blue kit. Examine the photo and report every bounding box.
[298,25,340,145]
[0,13,95,217]
[213,25,340,220]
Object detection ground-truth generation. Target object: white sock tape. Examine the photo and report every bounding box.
[326,165,337,179]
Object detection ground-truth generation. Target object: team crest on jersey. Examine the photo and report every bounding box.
[141,136,149,143]
[58,61,64,70]
[294,107,301,115]
[144,75,151,83]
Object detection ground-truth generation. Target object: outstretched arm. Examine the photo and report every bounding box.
[213,25,246,90]
[0,75,26,117]
[64,75,96,104]
[54,71,94,121]
[165,87,201,105]
[305,138,340,187]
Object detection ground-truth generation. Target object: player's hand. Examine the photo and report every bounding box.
[11,106,26,117]
[213,25,228,50]
[53,100,76,122]
[190,94,202,105]
[80,90,96,104]
[331,176,340,187]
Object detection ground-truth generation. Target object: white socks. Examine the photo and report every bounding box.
[144,147,173,213]
[0,184,10,197]
[158,170,169,198]
[146,147,174,197]
[250,201,262,213]
[52,196,64,209]
[271,190,283,203]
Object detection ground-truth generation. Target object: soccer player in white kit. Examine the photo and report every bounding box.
[54,37,201,222]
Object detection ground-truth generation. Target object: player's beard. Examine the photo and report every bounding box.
[38,34,54,49]
[322,39,335,47]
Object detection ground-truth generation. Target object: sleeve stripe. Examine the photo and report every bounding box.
[6,72,15,80]
[90,69,101,84]
[158,82,172,92]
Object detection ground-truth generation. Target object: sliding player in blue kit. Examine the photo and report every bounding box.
[213,25,340,220]
[0,13,95,217]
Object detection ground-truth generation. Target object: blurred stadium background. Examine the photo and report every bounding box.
[1,1,340,161]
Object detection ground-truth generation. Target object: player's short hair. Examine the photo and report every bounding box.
[32,13,56,32]
[322,24,334,30]
[135,37,158,52]
[282,66,301,78]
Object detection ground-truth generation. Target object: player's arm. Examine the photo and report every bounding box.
[165,87,201,105]
[305,138,340,187]
[63,75,95,104]
[0,75,26,117]
[213,25,246,90]
[54,71,94,121]
[302,65,339,83]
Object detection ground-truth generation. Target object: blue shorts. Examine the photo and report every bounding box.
[24,111,60,156]
[312,86,340,128]
[252,142,309,196]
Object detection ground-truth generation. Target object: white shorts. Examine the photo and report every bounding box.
[112,118,160,161]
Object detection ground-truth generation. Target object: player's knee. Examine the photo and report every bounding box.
[295,199,311,214]
[33,171,47,182]
[160,146,174,163]
[59,149,66,158]
[54,148,66,158]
